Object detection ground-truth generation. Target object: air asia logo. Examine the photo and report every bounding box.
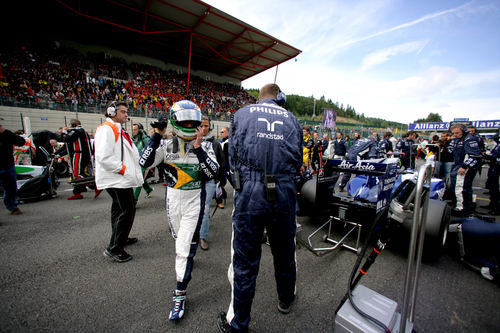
[338,160,376,171]
[256,118,284,140]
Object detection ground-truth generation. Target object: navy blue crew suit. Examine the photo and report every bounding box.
[377,138,393,158]
[224,98,302,332]
[396,138,415,169]
[333,138,348,157]
[335,138,378,190]
[486,142,500,212]
[448,133,482,214]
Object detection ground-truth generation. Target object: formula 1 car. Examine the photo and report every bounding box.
[297,158,450,261]
[348,165,450,259]
[15,147,58,203]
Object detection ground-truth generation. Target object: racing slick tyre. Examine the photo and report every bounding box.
[296,176,317,216]
[54,161,69,177]
[402,199,451,261]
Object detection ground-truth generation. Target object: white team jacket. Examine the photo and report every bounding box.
[94,118,143,190]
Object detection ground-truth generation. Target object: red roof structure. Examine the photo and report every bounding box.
[48,0,301,92]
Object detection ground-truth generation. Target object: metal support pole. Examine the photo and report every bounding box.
[186,32,193,97]
[399,163,432,333]
[410,187,430,322]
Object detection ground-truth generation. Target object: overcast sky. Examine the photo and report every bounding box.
[208,0,500,124]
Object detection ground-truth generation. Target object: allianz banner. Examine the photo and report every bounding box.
[409,120,500,131]
[470,120,500,129]
[408,122,450,131]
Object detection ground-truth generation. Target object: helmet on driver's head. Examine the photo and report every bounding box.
[170,100,202,140]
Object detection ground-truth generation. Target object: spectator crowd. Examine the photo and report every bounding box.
[0,41,256,118]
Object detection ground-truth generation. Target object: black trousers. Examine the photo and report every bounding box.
[487,165,499,207]
[106,188,136,253]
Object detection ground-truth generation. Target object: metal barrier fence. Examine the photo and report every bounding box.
[0,96,399,138]
[0,96,233,123]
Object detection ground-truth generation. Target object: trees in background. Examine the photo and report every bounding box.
[414,112,443,123]
[246,89,405,129]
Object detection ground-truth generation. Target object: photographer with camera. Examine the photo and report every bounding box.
[139,100,219,321]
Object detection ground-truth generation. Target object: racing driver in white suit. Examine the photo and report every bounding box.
[139,100,218,321]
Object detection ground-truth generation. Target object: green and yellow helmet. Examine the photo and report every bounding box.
[170,100,202,140]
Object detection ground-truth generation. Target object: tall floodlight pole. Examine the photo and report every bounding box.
[186,32,193,96]
[145,104,149,132]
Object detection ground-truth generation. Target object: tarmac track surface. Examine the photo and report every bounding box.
[0,168,499,333]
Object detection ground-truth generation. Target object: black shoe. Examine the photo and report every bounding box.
[217,312,235,333]
[277,296,296,314]
[103,249,133,262]
[451,209,466,217]
[125,237,138,246]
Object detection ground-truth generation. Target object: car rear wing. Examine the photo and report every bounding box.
[316,158,400,213]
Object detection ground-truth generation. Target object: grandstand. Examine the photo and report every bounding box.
[1,0,301,133]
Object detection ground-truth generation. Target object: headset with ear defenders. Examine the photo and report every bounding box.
[106,101,117,117]
[276,88,286,106]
